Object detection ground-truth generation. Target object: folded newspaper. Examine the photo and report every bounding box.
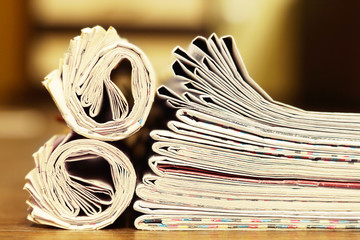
[134,34,360,230]
[24,26,155,230]
[24,133,136,230]
[43,26,155,141]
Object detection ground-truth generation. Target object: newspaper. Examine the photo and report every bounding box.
[134,34,360,230]
[43,26,155,141]
[24,133,136,230]
[24,26,155,230]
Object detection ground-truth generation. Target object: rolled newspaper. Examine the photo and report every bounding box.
[24,26,154,229]
[43,26,156,141]
[24,134,136,230]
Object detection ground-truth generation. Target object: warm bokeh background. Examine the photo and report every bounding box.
[2,0,360,110]
[0,0,359,230]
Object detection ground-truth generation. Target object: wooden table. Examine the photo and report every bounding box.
[1,114,360,239]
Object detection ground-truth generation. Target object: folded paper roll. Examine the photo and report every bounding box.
[43,26,156,141]
[25,26,155,229]
[24,134,136,230]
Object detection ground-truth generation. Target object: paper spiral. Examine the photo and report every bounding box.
[25,134,136,230]
[43,26,156,141]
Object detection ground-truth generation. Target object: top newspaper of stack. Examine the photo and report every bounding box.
[150,33,360,182]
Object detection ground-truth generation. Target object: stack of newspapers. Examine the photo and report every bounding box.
[24,26,155,230]
[134,34,360,230]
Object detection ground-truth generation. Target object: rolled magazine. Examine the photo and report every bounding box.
[134,34,360,230]
[43,26,155,141]
[25,26,155,230]
[24,134,136,230]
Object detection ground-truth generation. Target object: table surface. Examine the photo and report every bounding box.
[1,110,360,239]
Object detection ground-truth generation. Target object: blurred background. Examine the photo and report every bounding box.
[0,0,359,227]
